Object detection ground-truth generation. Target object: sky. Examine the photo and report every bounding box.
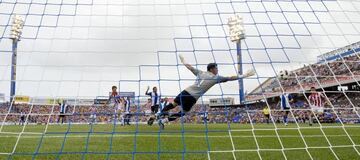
[0,0,360,103]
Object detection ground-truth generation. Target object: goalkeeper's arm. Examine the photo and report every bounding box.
[219,69,256,82]
[179,54,201,75]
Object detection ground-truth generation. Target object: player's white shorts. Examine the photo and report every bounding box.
[311,105,324,113]
[111,103,121,112]
[90,114,96,119]
[118,114,124,120]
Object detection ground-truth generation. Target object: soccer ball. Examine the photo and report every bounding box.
[279,70,289,80]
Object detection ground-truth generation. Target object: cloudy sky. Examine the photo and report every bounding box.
[0,0,360,103]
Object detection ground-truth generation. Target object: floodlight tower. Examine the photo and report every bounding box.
[228,15,246,103]
[9,15,24,103]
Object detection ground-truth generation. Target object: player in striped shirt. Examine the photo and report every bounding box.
[308,87,326,126]
[57,100,68,124]
[19,109,25,126]
[146,86,160,125]
[106,86,122,123]
[122,97,131,125]
[107,86,121,109]
[89,105,97,124]
[200,111,209,124]
[277,91,294,126]
[159,97,169,115]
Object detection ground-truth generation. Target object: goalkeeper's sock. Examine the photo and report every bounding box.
[162,103,176,113]
[168,111,186,122]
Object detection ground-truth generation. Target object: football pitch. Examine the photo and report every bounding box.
[0,123,359,160]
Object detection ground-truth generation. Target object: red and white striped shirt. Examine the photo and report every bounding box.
[90,106,96,114]
[308,92,323,107]
[109,91,121,104]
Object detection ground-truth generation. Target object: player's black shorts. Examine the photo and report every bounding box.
[264,114,270,119]
[283,110,290,115]
[20,116,25,122]
[124,113,132,118]
[174,90,197,112]
[151,105,159,113]
[59,112,65,117]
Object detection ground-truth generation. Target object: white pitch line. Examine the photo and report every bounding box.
[0,134,358,139]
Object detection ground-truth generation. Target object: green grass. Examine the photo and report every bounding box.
[0,123,360,160]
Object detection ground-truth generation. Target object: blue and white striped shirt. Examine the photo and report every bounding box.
[123,99,131,113]
[280,93,293,109]
[60,103,67,113]
[146,92,159,106]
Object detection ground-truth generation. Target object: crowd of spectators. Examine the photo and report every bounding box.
[281,53,360,91]
[0,92,359,125]
[240,93,360,124]
[250,50,360,99]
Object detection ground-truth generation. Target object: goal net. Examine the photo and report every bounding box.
[0,0,360,159]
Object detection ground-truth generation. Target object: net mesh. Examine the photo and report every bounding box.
[0,0,360,159]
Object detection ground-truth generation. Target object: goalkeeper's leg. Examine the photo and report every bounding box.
[158,111,186,130]
[158,90,197,129]
[152,102,178,129]
[160,102,177,116]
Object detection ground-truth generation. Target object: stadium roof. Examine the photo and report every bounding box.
[317,41,360,63]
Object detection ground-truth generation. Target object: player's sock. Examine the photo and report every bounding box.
[283,116,287,124]
[158,118,166,130]
[113,114,117,123]
[161,103,176,115]
[168,111,186,122]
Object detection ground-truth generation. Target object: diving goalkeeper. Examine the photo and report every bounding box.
[156,55,255,129]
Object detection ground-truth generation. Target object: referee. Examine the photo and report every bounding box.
[263,106,270,124]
